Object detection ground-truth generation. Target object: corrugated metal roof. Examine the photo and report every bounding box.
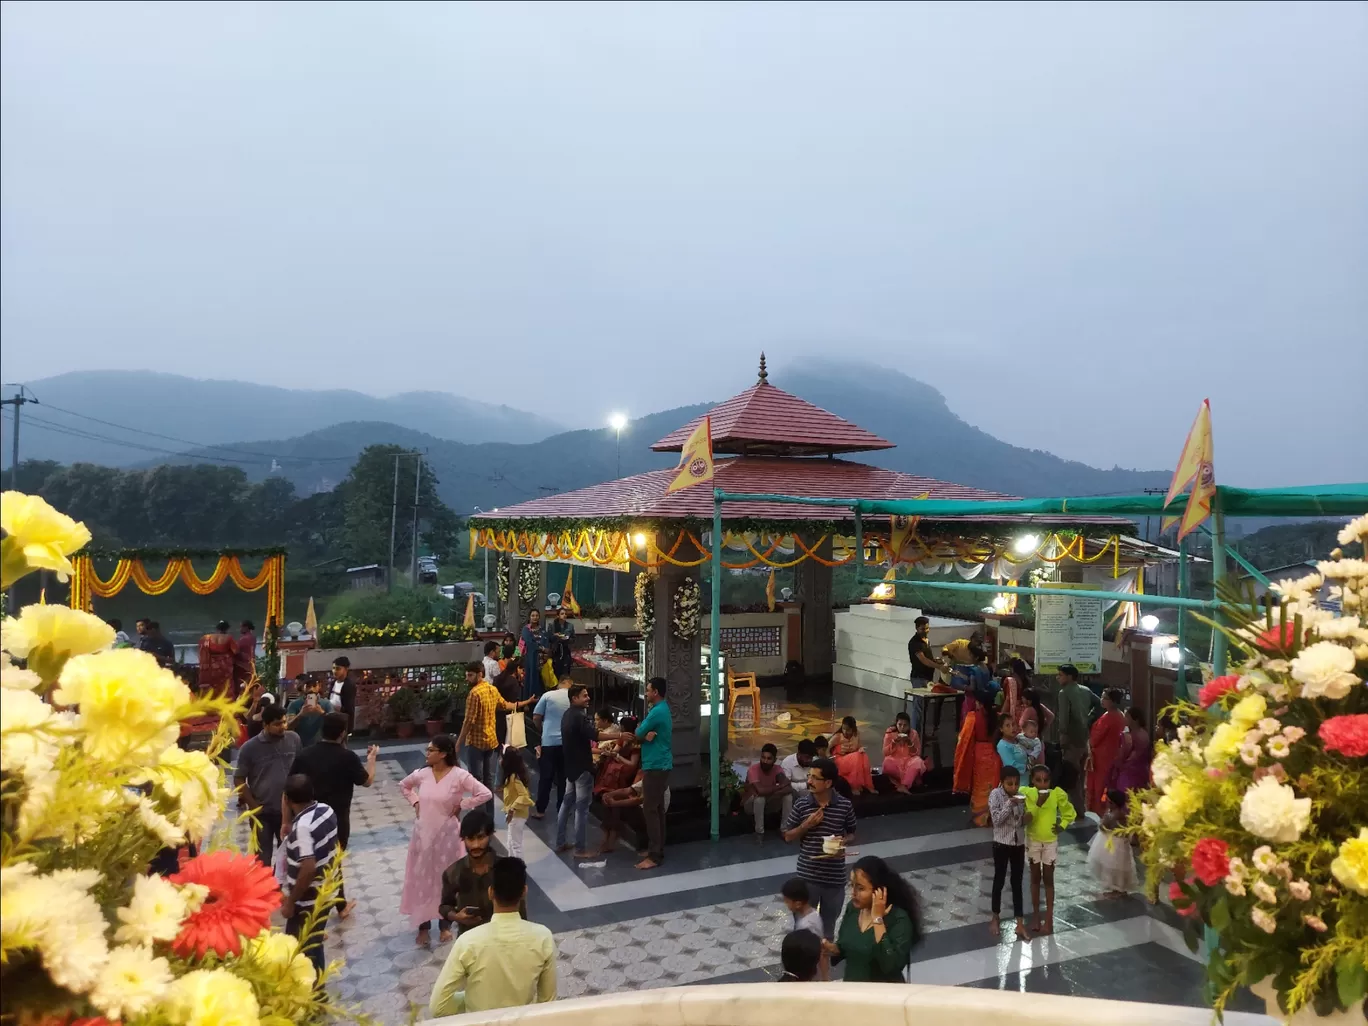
[650,381,894,455]
[475,457,1129,528]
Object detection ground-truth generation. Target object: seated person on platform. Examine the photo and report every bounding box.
[781,739,817,793]
[829,717,874,795]
[595,708,623,742]
[813,735,830,760]
[882,712,927,793]
[742,743,794,838]
[598,768,670,855]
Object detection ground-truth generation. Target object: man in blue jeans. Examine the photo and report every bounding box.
[554,684,596,857]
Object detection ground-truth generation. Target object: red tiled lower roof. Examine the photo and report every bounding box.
[475,457,1129,527]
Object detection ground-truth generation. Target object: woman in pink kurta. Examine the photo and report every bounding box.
[882,712,927,792]
[399,733,492,944]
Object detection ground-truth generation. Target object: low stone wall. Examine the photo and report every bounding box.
[304,642,483,674]
[418,982,1275,1026]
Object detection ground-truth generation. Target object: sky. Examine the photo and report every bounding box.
[2,1,1366,486]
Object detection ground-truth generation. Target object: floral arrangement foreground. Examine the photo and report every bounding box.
[1,491,356,1026]
[1131,513,1368,1019]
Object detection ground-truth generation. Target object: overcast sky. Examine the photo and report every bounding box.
[3,1,1365,485]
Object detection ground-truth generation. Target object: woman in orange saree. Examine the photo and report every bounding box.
[197,620,238,698]
[1086,688,1127,814]
[829,716,875,795]
[953,689,1002,826]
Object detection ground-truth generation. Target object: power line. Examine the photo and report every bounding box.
[22,415,264,464]
[32,400,355,463]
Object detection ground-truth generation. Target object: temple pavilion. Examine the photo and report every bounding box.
[469,357,1151,787]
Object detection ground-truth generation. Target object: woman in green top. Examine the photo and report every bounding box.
[822,856,921,983]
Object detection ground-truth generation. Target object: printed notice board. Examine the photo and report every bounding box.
[1034,581,1103,674]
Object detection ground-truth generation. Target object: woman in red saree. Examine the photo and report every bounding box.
[829,716,874,795]
[1086,688,1127,814]
[1111,706,1152,795]
[197,620,238,698]
[882,712,927,792]
[953,689,1001,826]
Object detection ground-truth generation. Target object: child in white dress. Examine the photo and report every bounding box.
[1087,788,1138,897]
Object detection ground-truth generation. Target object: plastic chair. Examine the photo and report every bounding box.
[726,668,761,726]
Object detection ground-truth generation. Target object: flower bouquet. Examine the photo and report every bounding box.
[1,492,355,1025]
[1133,514,1368,1022]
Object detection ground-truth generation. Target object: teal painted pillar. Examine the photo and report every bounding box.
[1176,538,1188,698]
[1210,494,1229,677]
[709,491,723,841]
[854,512,864,591]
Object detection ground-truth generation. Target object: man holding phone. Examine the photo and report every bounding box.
[438,811,526,936]
[286,680,333,747]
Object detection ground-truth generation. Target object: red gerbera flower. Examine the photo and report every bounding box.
[169,850,281,958]
[1197,675,1239,709]
[1190,838,1231,886]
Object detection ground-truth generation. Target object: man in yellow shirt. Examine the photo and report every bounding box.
[429,857,557,1016]
[458,661,533,820]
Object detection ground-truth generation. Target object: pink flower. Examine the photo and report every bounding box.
[1199,675,1240,709]
[1252,763,1288,784]
[1282,726,1306,743]
[1169,881,1199,918]
[1191,838,1232,887]
[1254,623,1298,654]
[1319,715,1368,758]
[1304,915,1328,932]
[1288,880,1312,901]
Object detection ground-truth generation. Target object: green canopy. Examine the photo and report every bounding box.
[847,483,1368,519]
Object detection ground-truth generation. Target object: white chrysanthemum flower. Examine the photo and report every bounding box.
[1288,879,1312,901]
[1239,742,1262,767]
[1225,876,1247,897]
[1281,726,1306,743]
[1252,879,1278,903]
[1271,572,1323,600]
[114,874,191,947]
[1251,907,1277,934]
[0,651,42,691]
[1151,750,1177,789]
[0,865,109,993]
[1319,558,1368,581]
[0,686,58,779]
[1240,778,1313,844]
[1251,847,1278,873]
[1338,514,1368,547]
[1290,641,1360,699]
[1266,736,1291,759]
[130,793,187,848]
[1256,717,1281,735]
[1313,617,1368,643]
[89,944,173,1020]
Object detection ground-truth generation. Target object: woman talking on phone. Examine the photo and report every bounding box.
[821,855,921,982]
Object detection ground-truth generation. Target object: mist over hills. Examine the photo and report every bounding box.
[7,361,1173,509]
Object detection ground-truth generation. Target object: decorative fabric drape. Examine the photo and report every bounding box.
[69,553,285,626]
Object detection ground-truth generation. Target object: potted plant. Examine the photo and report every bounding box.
[423,685,453,737]
[386,686,420,739]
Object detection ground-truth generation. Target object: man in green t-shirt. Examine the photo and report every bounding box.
[634,677,673,871]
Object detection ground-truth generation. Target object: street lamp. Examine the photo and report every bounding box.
[608,413,628,478]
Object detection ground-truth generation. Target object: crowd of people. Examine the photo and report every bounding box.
[213,606,1160,1013]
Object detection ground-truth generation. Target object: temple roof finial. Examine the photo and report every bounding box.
[758,352,768,384]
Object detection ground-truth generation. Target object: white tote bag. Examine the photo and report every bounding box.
[508,710,527,750]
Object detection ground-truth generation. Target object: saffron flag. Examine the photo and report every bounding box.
[462,593,476,630]
[304,596,318,637]
[1162,400,1216,541]
[666,415,715,493]
[766,568,776,612]
[562,567,582,616]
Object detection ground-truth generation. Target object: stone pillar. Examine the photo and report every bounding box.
[794,537,834,676]
[504,557,523,634]
[651,564,702,788]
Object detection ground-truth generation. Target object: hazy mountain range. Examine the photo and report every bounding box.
[6,364,1171,509]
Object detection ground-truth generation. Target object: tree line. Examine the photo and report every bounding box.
[11,445,463,573]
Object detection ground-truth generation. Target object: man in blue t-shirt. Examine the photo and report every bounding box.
[532,678,572,818]
[634,677,673,870]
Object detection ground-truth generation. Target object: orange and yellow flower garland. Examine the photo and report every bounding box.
[68,552,286,625]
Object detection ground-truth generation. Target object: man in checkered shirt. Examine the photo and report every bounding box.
[456,662,534,820]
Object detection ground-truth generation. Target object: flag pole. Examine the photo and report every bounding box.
[1210,489,1229,677]
[709,487,722,842]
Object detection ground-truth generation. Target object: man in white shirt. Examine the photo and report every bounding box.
[481,640,502,684]
[780,739,817,793]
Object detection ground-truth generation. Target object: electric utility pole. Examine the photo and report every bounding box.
[1,385,39,491]
[410,455,422,588]
[387,451,423,591]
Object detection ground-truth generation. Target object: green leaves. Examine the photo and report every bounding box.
[1210,896,1231,932]
[1337,952,1368,1009]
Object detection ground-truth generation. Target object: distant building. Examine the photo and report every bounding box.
[345,564,387,590]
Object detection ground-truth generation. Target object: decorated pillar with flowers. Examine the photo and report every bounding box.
[651,562,704,788]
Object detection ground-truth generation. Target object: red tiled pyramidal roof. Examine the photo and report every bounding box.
[651,356,892,456]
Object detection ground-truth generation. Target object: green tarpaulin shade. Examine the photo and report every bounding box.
[845,484,1368,519]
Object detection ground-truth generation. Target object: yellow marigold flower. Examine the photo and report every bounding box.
[0,864,109,993]
[1,651,42,691]
[54,649,190,763]
[2,604,115,682]
[1205,722,1245,765]
[1155,776,1200,830]
[245,930,317,998]
[164,968,261,1026]
[1229,693,1267,732]
[0,491,92,585]
[1331,827,1368,896]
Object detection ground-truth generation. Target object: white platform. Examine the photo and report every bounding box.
[833,604,976,699]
